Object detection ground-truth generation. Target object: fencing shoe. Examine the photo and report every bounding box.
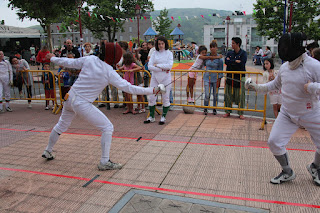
[307,163,320,186]
[42,150,55,160]
[144,116,155,124]
[98,160,122,170]
[159,116,166,125]
[270,170,296,184]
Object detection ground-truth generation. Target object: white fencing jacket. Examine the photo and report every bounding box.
[51,55,154,103]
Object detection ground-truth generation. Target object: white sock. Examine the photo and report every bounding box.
[100,132,112,164]
[0,103,2,110]
[6,102,9,108]
[46,130,60,152]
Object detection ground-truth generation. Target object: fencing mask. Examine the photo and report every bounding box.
[278,32,307,62]
[99,41,122,66]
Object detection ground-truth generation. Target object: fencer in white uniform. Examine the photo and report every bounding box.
[144,36,173,125]
[0,51,13,112]
[42,43,165,171]
[246,33,320,186]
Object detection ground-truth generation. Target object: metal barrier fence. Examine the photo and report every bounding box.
[54,69,267,129]
[9,70,58,112]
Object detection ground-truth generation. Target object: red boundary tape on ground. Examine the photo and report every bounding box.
[0,127,316,152]
[0,167,319,209]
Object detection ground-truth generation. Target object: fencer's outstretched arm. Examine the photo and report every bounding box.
[108,69,155,95]
[48,54,87,70]
[246,72,282,93]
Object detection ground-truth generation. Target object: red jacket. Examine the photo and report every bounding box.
[36,50,50,63]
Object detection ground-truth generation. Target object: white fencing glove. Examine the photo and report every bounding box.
[153,84,166,94]
[245,78,256,90]
[245,78,268,93]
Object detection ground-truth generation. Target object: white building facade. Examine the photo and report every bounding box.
[204,16,278,56]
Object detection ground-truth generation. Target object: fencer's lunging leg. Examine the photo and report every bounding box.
[100,132,112,164]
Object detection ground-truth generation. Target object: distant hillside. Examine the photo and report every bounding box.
[28,25,44,33]
[151,8,233,45]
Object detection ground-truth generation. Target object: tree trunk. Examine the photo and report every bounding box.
[107,26,112,42]
[46,24,53,52]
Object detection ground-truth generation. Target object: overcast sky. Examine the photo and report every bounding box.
[0,0,257,28]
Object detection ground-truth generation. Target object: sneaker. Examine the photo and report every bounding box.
[6,107,12,112]
[223,113,230,118]
[45,106,49,110]
[169,105,174,111]
[114,104,119,108]
[190,98,194,102]
[213,109,217,115]
[187,97,192,103]
[98,103,106,108]
[42,150,55,160]
[28,103,32,109]
[204,109,208,115]
[0,109,4,113]
[139,109,146,113]
[270,170,296,184]
[98,160,122,170]
[307,163,320,186]
[159,116,166,125]
[144,116,155,124]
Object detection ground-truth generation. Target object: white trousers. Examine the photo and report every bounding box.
[53,90,113,162]
[0,77,11,102]
[148,73,171,107]
[268,108,320,155]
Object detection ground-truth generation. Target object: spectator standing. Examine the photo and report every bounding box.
[262,58,281,118]
[42,63,55,110]
[36,46,50,68]
[139,42,149,66]
[0,51,13,112]
[60,39,80,58]
[203,42,224,115]
[224,37,247,119]
[118,52,142,114]
[10,56,33,108]
[83,43,94,56]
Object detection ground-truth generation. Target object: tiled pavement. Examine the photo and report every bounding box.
[0,101,319,213]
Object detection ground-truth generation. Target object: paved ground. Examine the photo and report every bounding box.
[0,63,319,213]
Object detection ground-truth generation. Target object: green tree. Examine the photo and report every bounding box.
[62,0,153,42]
[253,0,320,41]
[8,0,77,51]
[153,8,173,39]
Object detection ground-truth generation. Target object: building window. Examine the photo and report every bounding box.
[210,28,214,35]
[120,35,123,40]
[236,27,240,36]
[129,27,132,33]
[130,35,132,40]
[247,28,250,35]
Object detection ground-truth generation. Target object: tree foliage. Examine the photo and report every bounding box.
[153,8,173,39]
[253,0,320,41]
[61,0,153,42]
[8,0,77,51]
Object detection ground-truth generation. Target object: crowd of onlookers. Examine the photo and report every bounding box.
[1,37,320,120]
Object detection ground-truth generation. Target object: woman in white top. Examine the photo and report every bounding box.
[0,51,13,112]
[262,58,281,118]
[144,36,173,125]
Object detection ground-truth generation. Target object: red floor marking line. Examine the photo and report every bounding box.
[0,167,320,209]
[0,127,315,152]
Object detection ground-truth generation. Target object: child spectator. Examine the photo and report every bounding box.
[118,52,142,114]
[263,58,281,118]
[57,67,70,100]
[42,63,55,110]
[312,48,320,61]
[133,50,145,113]
[36,46,50,68]
[186,45,207,103]
[65,53,80,86]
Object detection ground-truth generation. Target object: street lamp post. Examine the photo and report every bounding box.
[78,1,84,56]
[226,16,231,50]
[135,4,141,46]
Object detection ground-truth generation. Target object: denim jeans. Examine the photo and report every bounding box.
[204,81,218,107]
